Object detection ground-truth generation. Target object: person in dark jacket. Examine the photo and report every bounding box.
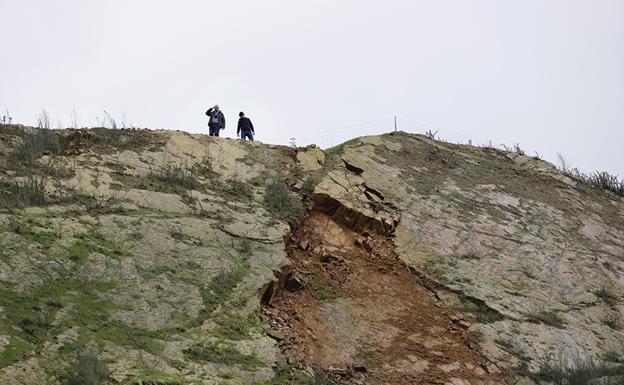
[237,112,255,141]
[205,104,225,136]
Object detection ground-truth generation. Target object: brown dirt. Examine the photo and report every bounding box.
[263,207,504,385]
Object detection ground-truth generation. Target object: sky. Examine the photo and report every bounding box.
[1,0,623,176]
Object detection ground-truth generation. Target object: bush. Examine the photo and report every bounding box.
[538,355,624,385]
[88,127,152,149]
[64,354,110,385]
[459,300,504,323]
[8,128,61,167]
[0,177,46,209]
[586,171,624,197]
[183,341,262,369]
[151,164,200,191]
[596,286,619,306]
[604,311,623,330]
[226,179,252,198]
[526,310,565,329]
[263,176,305,223]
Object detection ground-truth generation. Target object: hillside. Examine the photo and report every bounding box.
[0,126,623,385]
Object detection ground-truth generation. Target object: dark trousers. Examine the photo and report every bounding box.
[209,125,220,137]
[240,130,254,141]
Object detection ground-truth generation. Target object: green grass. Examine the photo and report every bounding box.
[324,138,359,157]
[458,300,504,323]
[0,337,32,370]
[112,166,201,198]
[183,341,263,369]
[300,170,325,194]
[212,313,259,341]
[5,127,61,168]
[538,356,624,385]
[225,178,253,199]
[263,176,305,223]
[311,283,336,303]
[66,229,126,262]
[526,310,566,329]
[0,278,118,346]
[62,353,110,385]
[124,365,187,385]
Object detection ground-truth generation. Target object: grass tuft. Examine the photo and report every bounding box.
[526,310,565,329]
[263,176,305,223]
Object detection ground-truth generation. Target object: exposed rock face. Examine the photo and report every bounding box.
[0,129,295,385]
[312,133,624,380]
[0,127,622,385]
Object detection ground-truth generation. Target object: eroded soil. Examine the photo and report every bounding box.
[263,207,503,385]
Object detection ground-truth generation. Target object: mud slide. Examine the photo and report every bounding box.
[262,198,503,385]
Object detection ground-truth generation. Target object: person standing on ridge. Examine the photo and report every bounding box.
[205,104,225,137]
[237,112,255,141]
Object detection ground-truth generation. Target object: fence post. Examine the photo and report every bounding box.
[394,116,397,132]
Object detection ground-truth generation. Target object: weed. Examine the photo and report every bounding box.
[596,286,619,306]
[311,283,336,303]
[263,176,305,223]
[183,341,263,369]
[301,170,325,194]
[169,225,192,243]
[603,351,624,364]
[0,176,47,209]
[586,171,624,197]
[537,354,624,385]
[526,310,565,328]
[152,164,200,191]
[130,365,185,385]
[86,127,154,150]
[212,313,259,340]
[196,265,248,322]
[494,338,515,351]
[324,138,359,157]
[459,300,504,323]
[0,337,31,370]
[7,128,61,167]
[226,178,252,198]
[63,353,111,385]
[37,158,76,178]
[513,143,525,155]
[604,311,623,330]
[238,237,252,256]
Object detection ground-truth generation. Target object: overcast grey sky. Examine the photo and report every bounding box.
[1,0,623,175]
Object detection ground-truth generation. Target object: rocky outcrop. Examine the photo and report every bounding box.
[0,126,622,385]
[312,132,624,382]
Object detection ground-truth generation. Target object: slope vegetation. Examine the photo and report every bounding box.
[0,126,622,385]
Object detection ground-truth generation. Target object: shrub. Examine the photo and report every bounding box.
[596,286,619,306]
[538,355,624,385]
[64,353,110,385]
[526,310,565,329]
[226,179,252,198]
[604,311,623,330]
[586,171,624,197]
[263,176,305,223]
[0,177,46,209]
[88,127,152,149]
[151,164,200,191]
[183,341,262,369]
[8,128,61,167]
